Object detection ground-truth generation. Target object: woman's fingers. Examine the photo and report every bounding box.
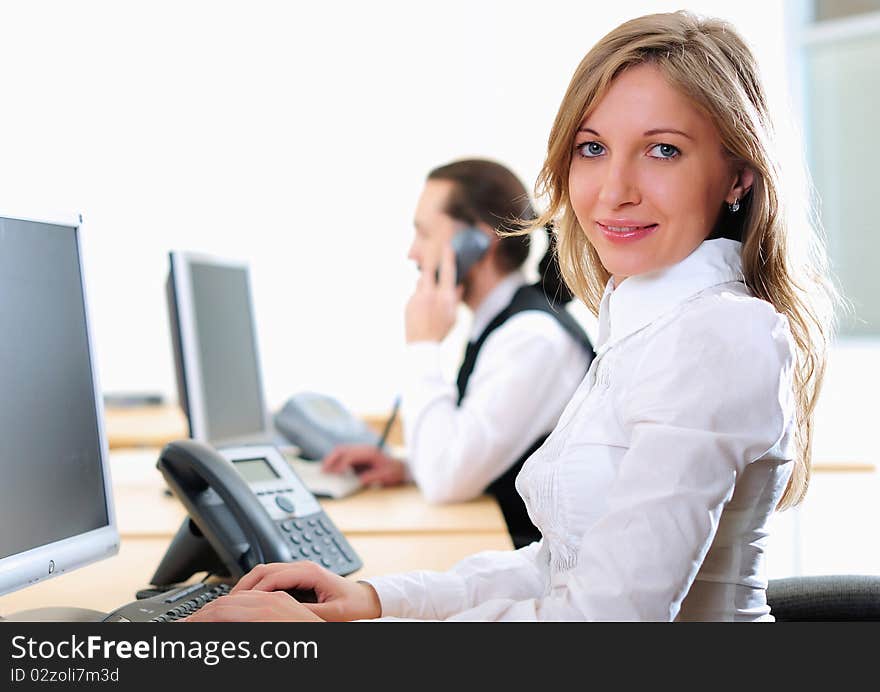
[232,562,317,594]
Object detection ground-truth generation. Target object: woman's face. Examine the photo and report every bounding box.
[568,63,746,284]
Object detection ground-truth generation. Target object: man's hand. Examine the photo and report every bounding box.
[405,244,461,343]
[322,444,406,486]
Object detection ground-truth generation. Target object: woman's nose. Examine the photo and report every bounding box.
[598,159,641,208]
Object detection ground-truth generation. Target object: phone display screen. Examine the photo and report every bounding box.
[232,457,280,483]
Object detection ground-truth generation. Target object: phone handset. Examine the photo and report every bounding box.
[156,440,292,579]
[436,227,490,285]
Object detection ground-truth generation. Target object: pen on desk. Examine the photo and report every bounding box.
[376,395,401,451]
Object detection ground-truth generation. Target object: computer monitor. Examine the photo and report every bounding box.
[0,213,119,611]
[166,253,365,500]
[166,252,272,447]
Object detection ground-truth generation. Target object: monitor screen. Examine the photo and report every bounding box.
[169,255,266,444]
[0,216,115,583]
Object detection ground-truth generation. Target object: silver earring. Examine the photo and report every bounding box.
[729,197,740,213]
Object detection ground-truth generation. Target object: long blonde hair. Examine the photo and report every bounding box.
[531,11,838,509]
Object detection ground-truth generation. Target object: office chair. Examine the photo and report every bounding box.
[767,575,880,621]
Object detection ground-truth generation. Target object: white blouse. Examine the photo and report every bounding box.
[366,239,796,621]
[400,272,591,504]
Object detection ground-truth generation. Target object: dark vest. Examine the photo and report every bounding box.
[455,284,595,549]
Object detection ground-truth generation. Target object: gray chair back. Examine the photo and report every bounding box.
[768,575,880,621]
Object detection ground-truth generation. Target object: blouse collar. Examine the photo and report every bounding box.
[596,238,745,354]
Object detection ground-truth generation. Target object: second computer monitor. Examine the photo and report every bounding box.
[166,252,272,446]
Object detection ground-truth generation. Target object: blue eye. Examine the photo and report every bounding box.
[649,143,680,159]
[576,141,605,158]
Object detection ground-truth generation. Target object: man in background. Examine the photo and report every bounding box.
[323,159,594,548]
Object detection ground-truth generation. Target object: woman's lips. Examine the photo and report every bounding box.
[596,221,659,243]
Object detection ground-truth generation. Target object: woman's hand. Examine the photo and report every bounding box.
[182,563,382,622]
[405,244,462,343]
[181,589,324,622]
[191,562,382,622]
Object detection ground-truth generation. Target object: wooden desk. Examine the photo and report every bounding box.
[104,405,405,450]
[0,447,512,617]
[104,405,187,449]
[812,462,876,473]
[110,449,509,536]
[105,405,878,474]
[0,531,512,615]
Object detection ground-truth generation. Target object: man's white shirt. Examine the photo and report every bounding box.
[400,272,591,503]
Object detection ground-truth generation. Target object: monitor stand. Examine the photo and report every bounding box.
[1,607,108,622]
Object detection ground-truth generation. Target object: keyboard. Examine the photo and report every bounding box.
[102,581,319,622]
[102,582,232,622]
[283,453,362,499]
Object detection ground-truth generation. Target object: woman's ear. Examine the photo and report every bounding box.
[726,166,756,205]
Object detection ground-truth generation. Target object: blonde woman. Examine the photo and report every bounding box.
[186,11,836,622]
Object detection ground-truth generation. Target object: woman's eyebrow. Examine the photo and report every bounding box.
[643,127,693,140]
[576,125,694,140]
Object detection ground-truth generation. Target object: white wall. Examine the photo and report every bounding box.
[0,0,797,415]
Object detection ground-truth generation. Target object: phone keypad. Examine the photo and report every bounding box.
[274,512,360,575]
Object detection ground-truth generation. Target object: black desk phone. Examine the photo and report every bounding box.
[149,440,361,588]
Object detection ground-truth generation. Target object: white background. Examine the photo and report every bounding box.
[0,0,799,412]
